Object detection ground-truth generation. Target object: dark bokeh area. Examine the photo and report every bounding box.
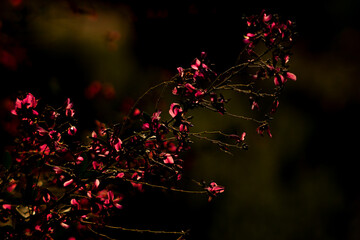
[1,0,360,239]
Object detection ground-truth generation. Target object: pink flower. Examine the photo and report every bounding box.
[179,124,188,132]
[263,12,272,22]
[131,182,143,192]
[274,74,285,86]
[92,161,103,170]
[163,153,174,164]
[142,123,150,130]
[286,72,297,81]
[104,190,123,209]
[11,93,38,115]
[284,55,290,64]
[39,144,50,155]
[169,103,183,118]
[67,126,77,136]
[243,33,256,44]
[7,183,17,193]
[241,132,246,141]
[94,179,100,188]
[229,132,246,143]
[2,204,11,210]
[65,98,75,117]
[37,126,48,136]
[76,155,84,164]
[63,179,74,187]
[184,83,196,93]
[172,87,178,95]
[177,67,184,77]
[116,172,125,178]
[42,193,51,203]
[24,93,37,108]
[53,166,62,174]
[7,179,17,192]
[257,124,272,138]
[60,221,70,229]
[195,90,205,97]
[251,100,259,110]
[191,58,201,70]
[151,110,161,121]
[133,108,141,117]
[112,138,122,151]
[70,199,80,210]
[270,100,280,114]
[206,182,225,201]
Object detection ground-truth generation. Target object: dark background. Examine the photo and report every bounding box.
[1,0,360,239]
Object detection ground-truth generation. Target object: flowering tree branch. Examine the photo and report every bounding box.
[0,10,296,239]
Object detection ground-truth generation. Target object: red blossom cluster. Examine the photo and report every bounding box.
[0,91,226,239]
[0,10,296,240]
[244,10,296,87]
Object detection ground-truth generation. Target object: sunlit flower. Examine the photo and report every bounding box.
[65,98,75,117]
[2,204,11,210]
[68,126,77,136]
[163,153,174,164]
[169,103,183,118]
[206,182,225,201]
[11,93,38,115]
[286,72,297,81]
[63,179,74,187]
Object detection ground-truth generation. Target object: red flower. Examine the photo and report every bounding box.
[286,72,297,81]
[68,126,77,136]
[111,138,122,151]
[11,93,38,116]
[163,153,174,164]
[177,67,184,78]
[2,204,11,210]
[256,124,272,138]
[169,103,183,118]
[206,182,225,201]
[65,98,75,117]
[63,179,74,187]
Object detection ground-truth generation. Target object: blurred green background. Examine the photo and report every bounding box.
[1,0,360,239]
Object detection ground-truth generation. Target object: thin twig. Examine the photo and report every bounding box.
[201,103,265,124]
[190,134,242,151]
[217,85,275,97]
[123,178,207,194]
[88,226,118,240]
[82,220,189,236]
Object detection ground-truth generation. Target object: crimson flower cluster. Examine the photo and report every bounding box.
[244,10,296,87]
[0,10,296,240]
[0,91,225,239]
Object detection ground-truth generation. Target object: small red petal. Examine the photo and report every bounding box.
[286,72,297,81]
[63,179,74,187]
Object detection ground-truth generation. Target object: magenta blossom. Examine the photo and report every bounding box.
[151,110,161,122]
[257,124,272,138]
[111,138,122,151]
[65,98,75,117]
[68,126,77,136]
[169,103,183,118]
[11,93,38,116]
[206,182,225,201]
[63,179,74,187]
[163,153,174,164]
[177,67,184,77]
[2,204,11,210]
